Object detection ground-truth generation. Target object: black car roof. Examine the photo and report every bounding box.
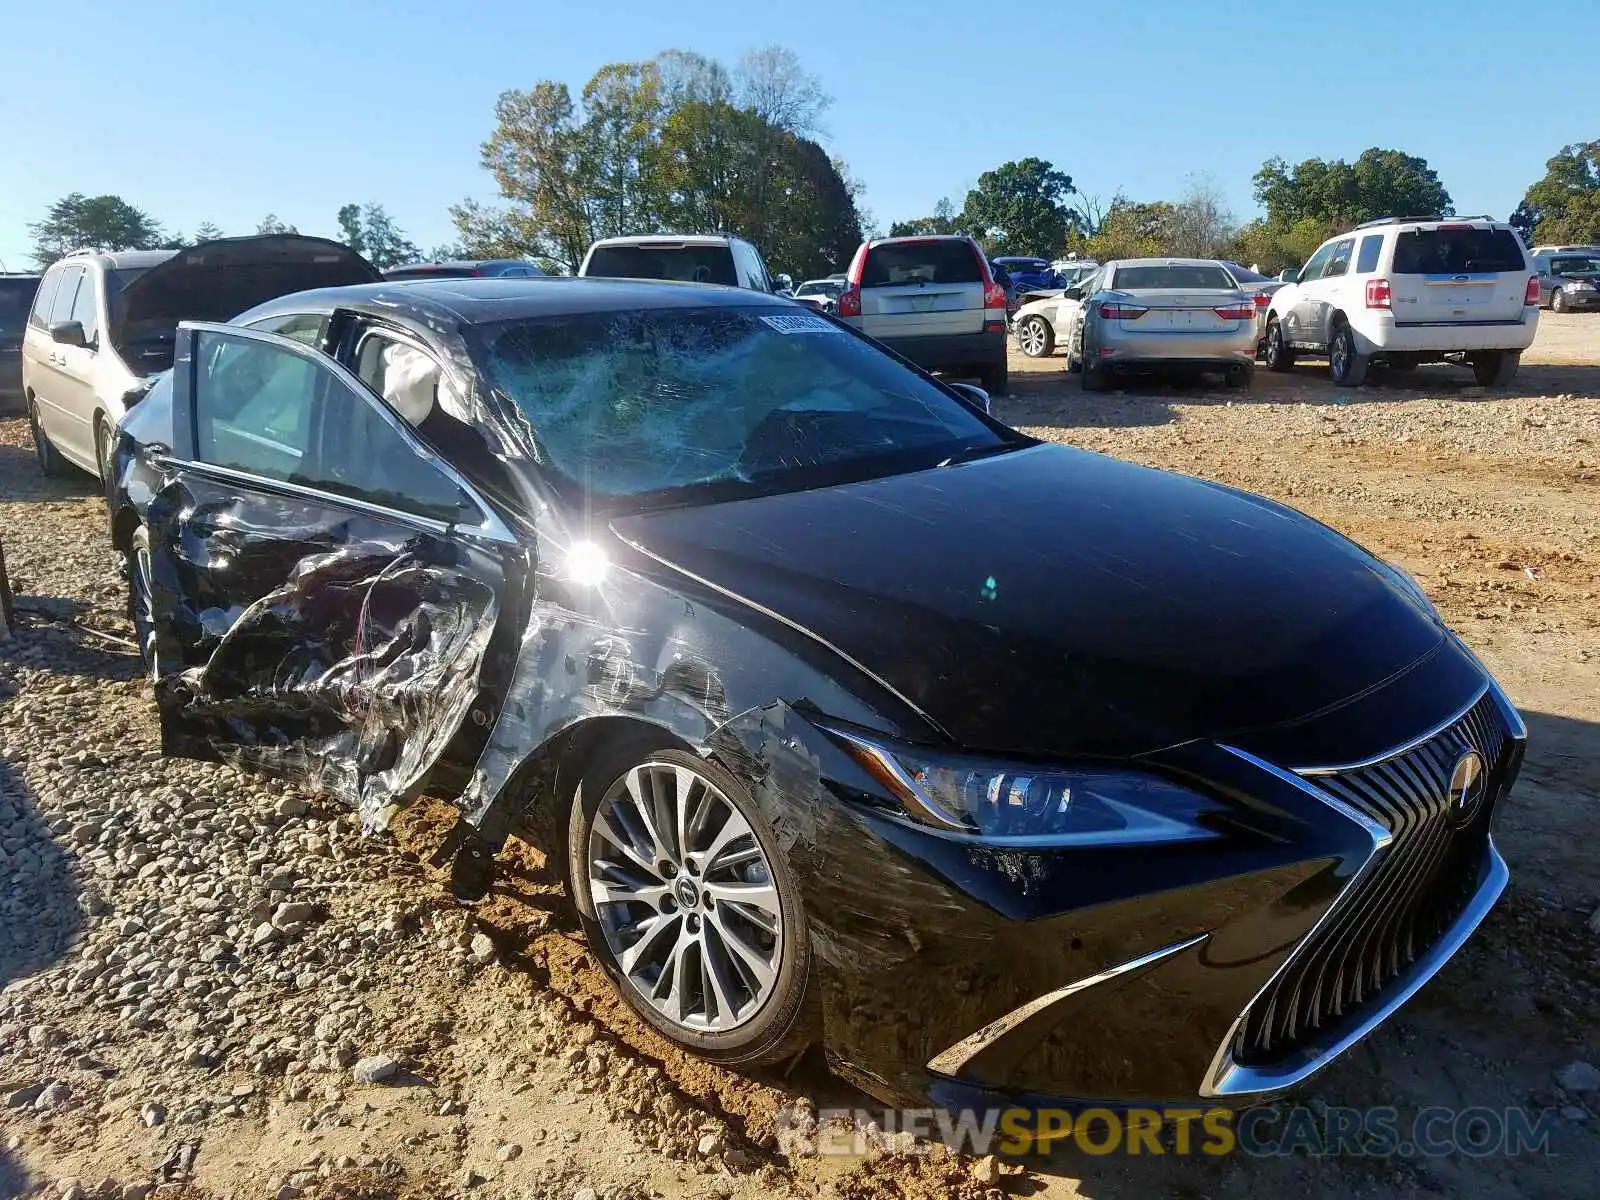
[238,276,789,327]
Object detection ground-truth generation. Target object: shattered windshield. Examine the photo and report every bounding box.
[470,305,1009,510]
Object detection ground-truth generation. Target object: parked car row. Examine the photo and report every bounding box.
[9,218,1530,1128]
[1008,217,1545,392]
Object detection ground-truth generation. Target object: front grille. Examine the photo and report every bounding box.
[1236,689,1510,1065]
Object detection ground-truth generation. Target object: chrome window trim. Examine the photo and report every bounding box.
[1294,681,1492,776]
[926,932,1209,1078]
[178,319,515,546]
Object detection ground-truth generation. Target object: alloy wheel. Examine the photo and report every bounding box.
[1017,317,1049,357]
[586,760,783,1033]
[129,536,158,677]
[1330,329,1349,379]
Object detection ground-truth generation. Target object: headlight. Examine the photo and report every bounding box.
[817,722,1221,847]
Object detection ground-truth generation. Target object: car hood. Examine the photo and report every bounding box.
[611,443,1446,759]
[113,235,380,367]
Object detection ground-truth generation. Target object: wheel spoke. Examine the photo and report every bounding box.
[623,768,674,865]
[618,912,679,977]
[704,881,780,924]
[709,908,776,994]
[699,926,741,1023]
[700,807,755,874]
[654,923,693,1023]
[589,876,671,909]
[592,809,659,877]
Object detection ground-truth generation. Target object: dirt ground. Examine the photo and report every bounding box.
[0,315,1596,1200]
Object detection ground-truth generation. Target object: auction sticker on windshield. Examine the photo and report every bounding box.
[760,313,843,335]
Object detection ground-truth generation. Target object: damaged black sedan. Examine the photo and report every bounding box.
[107,277,1524,1111]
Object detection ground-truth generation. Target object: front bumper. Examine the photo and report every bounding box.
[718,657,1523,1111]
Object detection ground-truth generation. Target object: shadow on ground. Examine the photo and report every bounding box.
[0,756,87,1196]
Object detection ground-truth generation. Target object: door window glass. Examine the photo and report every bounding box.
[49,267,85,326]
[69,272,99,343]
[1355,235,1384,274]
[1297,243,1336,283]
[192,330,474,524]
[195,332,320,480]
[1321,239,1354,279]
[29,267,64,329]
[246,311,327,346]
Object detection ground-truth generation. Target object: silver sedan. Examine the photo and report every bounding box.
[1068,259,1258,391]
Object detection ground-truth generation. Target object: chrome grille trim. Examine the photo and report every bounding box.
[1223,686,1515,1072]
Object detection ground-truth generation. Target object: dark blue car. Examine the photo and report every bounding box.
[991,256,1055,292]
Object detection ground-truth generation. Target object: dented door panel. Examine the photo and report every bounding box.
[146,468,512,828]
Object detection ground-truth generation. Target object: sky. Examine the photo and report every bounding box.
[2,0,1597,270]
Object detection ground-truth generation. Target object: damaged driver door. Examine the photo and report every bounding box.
[147,321,516,825]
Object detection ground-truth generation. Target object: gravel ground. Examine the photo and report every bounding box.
[1,315,1597,1200]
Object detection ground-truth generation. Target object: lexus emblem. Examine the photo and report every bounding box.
[1448,750,1486,814]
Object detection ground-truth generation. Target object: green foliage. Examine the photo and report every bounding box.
[1082,200,1178,261]
[1223,217,1332,274]
[335,202,421,269]
[29,193,165,266]
[958,158,1076,256]
[257,214,298,236]
[1512,142,1600,244]
[453,47,862,279]
[193,221,226,243]
[889,198,962,238]
[1254,148,1453,228]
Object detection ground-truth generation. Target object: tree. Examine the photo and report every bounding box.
[334,203,420,268]
[454,48,864,278]
[1512,142,1600,244]
[193,221,226,242]
[1254,148,1452,228]
[257,214,298,235]
[1224,217,1330,274]
[889,197,962,238]
[1082,199,1178,261]
[735,45,830,136]
[1164,176,1238,258]
[28,193,165,265]
[959,158,1076,256]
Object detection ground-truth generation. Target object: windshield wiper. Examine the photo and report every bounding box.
[937,441,1023,468]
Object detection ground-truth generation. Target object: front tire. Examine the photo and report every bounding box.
[567,736,816,1066]
[1264,320,1295,373]
[1016,315,1054,358]
[28,395,68,478]
[1470,350,1520,388]
[1328,322,1369,387]
[126,525,158,678]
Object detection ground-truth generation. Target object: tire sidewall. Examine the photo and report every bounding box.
[566,740,814,1062]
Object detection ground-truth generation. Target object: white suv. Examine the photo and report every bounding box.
[1263,217,1540,387]
[578,235,776,292]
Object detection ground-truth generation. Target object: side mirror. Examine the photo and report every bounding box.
[776,273,794,290]
[49,320,88,348]
[1064,287,1084,301]
[1279,268,1300,284]
[947,382,991,415]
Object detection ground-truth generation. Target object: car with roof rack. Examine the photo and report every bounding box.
[1263,216,1539,387]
